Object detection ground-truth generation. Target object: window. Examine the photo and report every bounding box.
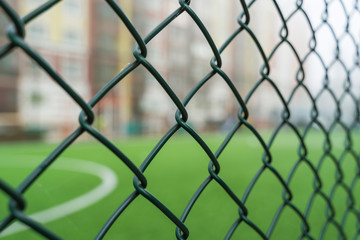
[63,29,81,45]
[0,87,17,112]
[61,59,84,80]
[0,13,8,38]
[24,59,43,82]
[30,91,43,107]
[95,64,117,90]
[27,23,47,40]
[96,34,116,52]
[0,54,17,76]
[63,0,82,16]
[96,2,114,20]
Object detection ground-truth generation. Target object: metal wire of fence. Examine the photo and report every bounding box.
[0,0,360,239]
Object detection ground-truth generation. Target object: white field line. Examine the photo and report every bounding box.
[0,157,118,237]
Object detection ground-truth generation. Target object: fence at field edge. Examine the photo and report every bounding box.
[0,0,360,239]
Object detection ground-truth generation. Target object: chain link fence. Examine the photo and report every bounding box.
[0,0,360,239]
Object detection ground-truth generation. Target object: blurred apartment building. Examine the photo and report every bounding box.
[0,0,244,140]
[0,3,18,139]
[1,0,347,141]
[133,0,311,132]
[134,0,242,133]
[123,0,359,133]
[0,0,92,140]
[0,0,133,140]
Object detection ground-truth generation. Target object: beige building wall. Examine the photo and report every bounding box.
[17,0,92,140]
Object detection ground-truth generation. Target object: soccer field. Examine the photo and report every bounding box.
[0,129,359,239]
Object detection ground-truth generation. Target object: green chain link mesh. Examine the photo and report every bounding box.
[0,0,360,239]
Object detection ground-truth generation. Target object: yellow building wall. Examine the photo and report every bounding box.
[117,0,135,133]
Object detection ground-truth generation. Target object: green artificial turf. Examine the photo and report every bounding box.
[0,128,359,239]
